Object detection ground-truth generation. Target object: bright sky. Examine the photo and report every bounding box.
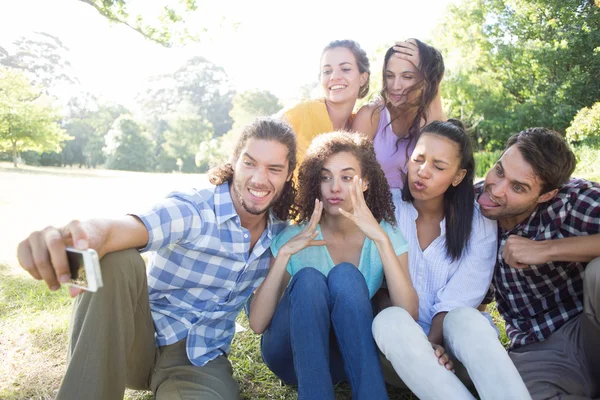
[0,0,456,108]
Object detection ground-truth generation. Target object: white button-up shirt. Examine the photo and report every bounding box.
[396,200,498,334]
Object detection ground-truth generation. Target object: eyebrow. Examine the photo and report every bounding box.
[243,152,286,169]
[320,167,356,173]
[413,153,450,165]
[497,161,532,190]
[322,62,353,68]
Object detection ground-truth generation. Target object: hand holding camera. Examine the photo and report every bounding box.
[17,220,104,295]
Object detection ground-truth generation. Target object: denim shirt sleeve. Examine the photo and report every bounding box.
[431,213,498,316]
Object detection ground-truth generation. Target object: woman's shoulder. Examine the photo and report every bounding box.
[471,201,498,237]
[283,98,326,116]
[353,100,384,139]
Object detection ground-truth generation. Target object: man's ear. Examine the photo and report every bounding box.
[452,169,467,187]
[537,188,559,204]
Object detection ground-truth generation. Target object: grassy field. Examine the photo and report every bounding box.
[0,162,595,399]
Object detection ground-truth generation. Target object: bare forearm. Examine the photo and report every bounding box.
[97,216,149,257]
[376,239,418,320]
[545,234,600,263]
[428,312,447,346]
[248,254,291,334]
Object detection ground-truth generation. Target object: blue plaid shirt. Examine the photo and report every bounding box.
[135,182,286,366]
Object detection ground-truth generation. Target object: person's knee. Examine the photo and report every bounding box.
[327,262,368,299]
[585,257,600,286]
[444,307,496,350]
[289,267,327,294]
[100,248,146,287]
[372,307,419,349]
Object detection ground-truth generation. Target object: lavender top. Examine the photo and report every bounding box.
[372,107,415,189]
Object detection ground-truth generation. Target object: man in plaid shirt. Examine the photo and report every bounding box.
[477,127,600,399]
[17,118,298,400]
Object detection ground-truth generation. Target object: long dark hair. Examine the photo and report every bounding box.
[401,119,474,261]
[208,117,299,221]
[297,131,395,225]
[379,39,445,164]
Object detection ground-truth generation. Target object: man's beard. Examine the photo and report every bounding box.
[233,179,280,216]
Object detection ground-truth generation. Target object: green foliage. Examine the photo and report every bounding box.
[566,102,600,146]
[474,150,503,178]
[0,32,77,91]
[0,68,70,166]
[62,94,129,168]
[78,0,200,46]
[573,144,600,178]
[157,115,213,173]
[434,0,600,150]
[229,89,283,131]
[104,116,154,172]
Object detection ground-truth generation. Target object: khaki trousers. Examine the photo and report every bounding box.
[56,249,240,400]
[509,257,600,400]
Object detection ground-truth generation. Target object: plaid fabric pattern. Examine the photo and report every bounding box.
[477,178,600,350]
[135,182,286,366]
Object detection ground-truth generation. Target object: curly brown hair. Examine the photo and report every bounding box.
[207,118,299,221]
[296,131,396,225]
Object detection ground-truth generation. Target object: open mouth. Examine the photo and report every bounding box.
[478,191,501,209]
[248,188,270,199]
[330,85,347,91]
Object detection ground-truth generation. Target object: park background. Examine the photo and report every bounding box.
[0,0,599,398]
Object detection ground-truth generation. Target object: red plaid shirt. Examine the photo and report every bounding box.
[477,178,600,350]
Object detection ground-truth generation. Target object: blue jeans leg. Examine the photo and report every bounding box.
[328,263,389,400]
[260,267,340,400]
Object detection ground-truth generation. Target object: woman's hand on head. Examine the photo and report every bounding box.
[393,39,420,69]
[279,199,326,257]
[338,176,387,243]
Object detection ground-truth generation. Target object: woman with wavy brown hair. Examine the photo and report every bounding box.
[353,38,445,203]
[247,131,417,400]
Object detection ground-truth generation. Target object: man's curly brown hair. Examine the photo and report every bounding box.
[207,118,299,221]
[296,131,396,225]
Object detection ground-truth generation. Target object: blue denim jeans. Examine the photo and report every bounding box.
[260,263,389,400]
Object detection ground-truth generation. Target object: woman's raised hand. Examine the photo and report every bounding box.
[338,176,387,243]
[393,38,420,68]
[279,199,326,257]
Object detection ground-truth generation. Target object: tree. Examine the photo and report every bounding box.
[104,116,154,172]
[0,32,77,92]
[62,94,129,167]
[157,114,213,173]
[78,0,200,46]
[566,102,600,146]
[433,0,600,150]
[229,90,282,131]
[0,68,70,167]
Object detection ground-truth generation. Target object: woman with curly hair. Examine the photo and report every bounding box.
[247,131,417,400]
[353,39,445,201]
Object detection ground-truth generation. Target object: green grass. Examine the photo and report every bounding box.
[0,264,419,399]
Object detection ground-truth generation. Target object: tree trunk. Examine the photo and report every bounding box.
[12,141,18,168]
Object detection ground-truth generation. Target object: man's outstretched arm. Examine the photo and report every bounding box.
[17,216,148,292]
